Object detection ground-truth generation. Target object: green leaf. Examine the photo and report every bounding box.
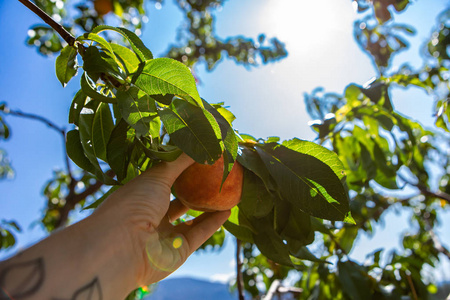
[106,119,132,181]
[202,100,238,184]
[223,207,254,243]
[1,230,16,249]
[290,247,327,264]
[282,138,346,180]
[92,25,153,61]
[237,145,277,192]
[78,100,116,184]
[139,142,183,162]
[215,105,236,125]
[238,133,257,142]
[132,58,202,107]
[66,129,98,174]
[203,101,238,157]
[335,226,359,253]
[92,102,114,162]
[80,72,116,104]
[110,43,140,74]
[0,117,10,140]
[77,32,115,57]
[344,212,356,225]
[239,169,274,218]
[310,216,331,235]
[256,143,350,221]
[223,221,254,243]
[83,186,119,210]
[83,46,124,80]
[68,90,88,126]
[273,196,291,233]
[116,86,159,137]
[55,45,78,87]
[158,98,222,164]
[266,136,281,143]
[250,215,294,267]
[280,208,314,247]
[151,94,176,105]
[338,261,372,300]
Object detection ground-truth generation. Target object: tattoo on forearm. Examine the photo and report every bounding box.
[0,257,45,299]
[0,258,102,300]
[62,278,103,300]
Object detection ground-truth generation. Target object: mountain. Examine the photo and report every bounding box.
[144,277,237,300]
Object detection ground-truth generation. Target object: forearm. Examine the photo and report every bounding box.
[0,212,140,300]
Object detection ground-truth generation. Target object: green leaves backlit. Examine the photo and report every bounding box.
[55,45,78,87]
[58,25,352,268]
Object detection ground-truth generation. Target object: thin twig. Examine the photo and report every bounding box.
[3,106,77,215]
[428,228,450,260]
[3,107,74,177]
[263,279,281,300]
[55,178,105,228]
[406,273,418,300]
[17,0,76,46]
[236,238,245,300]
[398,173,450,204]
[4,108,65,134]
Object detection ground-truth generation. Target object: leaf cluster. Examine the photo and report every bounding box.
[27,0,287,72]
[54,26,353,269]
[293,4,450,299]
[0,220,21,251]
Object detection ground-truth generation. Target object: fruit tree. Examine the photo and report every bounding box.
[1,0,450,299]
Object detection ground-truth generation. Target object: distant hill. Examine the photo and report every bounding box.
[145,277,237,300]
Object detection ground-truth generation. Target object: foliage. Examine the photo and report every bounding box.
[0,104,14,181]
[55,23,351,270]
[0,220,21,251]
[292,2,450,299]
[28,0,287,70]
[2,0,450,300]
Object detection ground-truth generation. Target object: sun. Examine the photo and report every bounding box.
[260,0,348,52]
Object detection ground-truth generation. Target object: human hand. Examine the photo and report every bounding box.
[93,153,231,286]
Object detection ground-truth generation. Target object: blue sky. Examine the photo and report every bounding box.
[0,0,449,284]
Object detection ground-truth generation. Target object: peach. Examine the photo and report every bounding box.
[173,156,243,212]
[94,0,113,16]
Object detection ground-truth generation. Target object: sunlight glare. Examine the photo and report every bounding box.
[262,0,347,52]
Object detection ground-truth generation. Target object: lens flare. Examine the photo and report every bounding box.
[145,232,183,272]
[172,236,183,249]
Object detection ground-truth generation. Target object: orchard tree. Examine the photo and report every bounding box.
[238,1,450,299]
[0,1,449,300]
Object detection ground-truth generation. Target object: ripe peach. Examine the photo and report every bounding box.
[173,156,244,212]
[94,0,113,16]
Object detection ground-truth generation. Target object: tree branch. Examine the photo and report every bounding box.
[429,228,450,260]
[263,279,281,300]
[56,169,114,228]
[398,173,450,204]
[4,107,65,134]
[236,238,245,300]
[17,0,76,46]
[55,177,105,228]
[3,106,74,181]
[406,273,419,300]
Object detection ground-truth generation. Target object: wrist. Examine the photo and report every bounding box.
[79,209,143,296]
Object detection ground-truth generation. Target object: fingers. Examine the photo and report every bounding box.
[142,153,194,187]
[167,199,189,223]
[176,210,231,253]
